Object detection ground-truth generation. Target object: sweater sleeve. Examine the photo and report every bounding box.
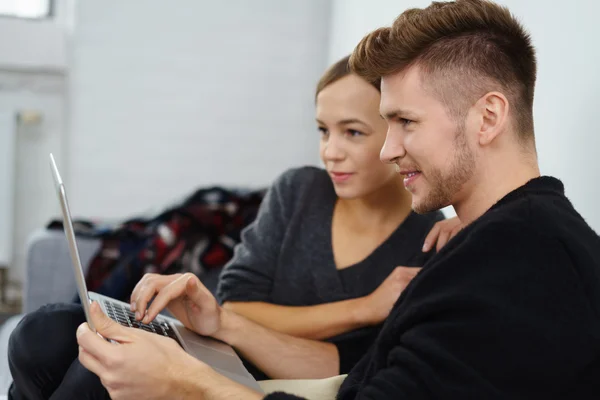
[216,169,298,304]
[263,393,307,400]
[340,222,598,399]
[333,326,381,374]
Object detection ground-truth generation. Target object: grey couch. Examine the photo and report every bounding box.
[0,222,228,396]
[0,229,102,395]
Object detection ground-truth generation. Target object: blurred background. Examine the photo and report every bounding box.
[0,0,598,310]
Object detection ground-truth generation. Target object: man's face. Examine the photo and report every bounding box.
[380,65,477,213]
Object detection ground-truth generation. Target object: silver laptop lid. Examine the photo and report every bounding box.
[49,153,96,332]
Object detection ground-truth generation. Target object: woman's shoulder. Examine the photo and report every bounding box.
[416,210,446,225]
[399,210,446,240]
[273,166,332,196]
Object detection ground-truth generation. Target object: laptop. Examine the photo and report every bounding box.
[49,153,262,393]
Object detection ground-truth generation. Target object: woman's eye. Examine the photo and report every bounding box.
[347,129,363,137]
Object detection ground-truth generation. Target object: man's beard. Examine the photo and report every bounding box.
[413,126,475,214]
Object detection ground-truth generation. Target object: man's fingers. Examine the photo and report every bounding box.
[130,273,164,312]
[184,275,212,306]
[77,326,113,363]
[143,274,189,324]
[131,274,181,318]
[134,284,161,321]
[90,301,128,339]
[130,274,155,311]
[78,345,106,377]
[133,274,170,319]
[78,303,130,357]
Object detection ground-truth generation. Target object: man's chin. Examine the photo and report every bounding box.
[412,197,447,214]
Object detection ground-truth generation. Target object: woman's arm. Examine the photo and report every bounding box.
[223,266,420,340]
[223,299,367,340]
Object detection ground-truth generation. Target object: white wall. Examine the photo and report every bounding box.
[67,0,331,219]
[0,0,331,284]
[0,0,70,71]
[0,1,70,282]
[0,111,16,269]
[328,0,600,231]
[0,18,66,71]
[0,71,67,282]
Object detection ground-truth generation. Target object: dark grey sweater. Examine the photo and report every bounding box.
[217,167,444,373]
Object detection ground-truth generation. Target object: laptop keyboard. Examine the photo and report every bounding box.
[102,299,183,347]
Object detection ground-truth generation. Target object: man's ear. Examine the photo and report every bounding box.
[476,91,510,146]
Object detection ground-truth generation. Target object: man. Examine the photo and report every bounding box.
[75,0,600,398]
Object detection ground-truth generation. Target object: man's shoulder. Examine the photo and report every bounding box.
[411,208,571,309]
[457,209,551,256]
[423,205,573,286]
[465,184,598,257]
[429,184,599,291]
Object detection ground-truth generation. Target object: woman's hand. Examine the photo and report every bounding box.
[356,266,421,325]
[422,217,464,253]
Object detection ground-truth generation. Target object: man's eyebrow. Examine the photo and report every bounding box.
[381,109,418,120]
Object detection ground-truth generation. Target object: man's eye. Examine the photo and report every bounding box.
[400,118,413,127]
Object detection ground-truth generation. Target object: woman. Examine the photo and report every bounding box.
[211,56,454,378]
[7,56,459,399]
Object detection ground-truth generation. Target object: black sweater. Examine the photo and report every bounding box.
[266,177,600,399]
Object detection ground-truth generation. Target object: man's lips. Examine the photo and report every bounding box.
[398,168,421,176]
[399,170,422,187]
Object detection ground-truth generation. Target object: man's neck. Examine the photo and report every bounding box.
[454,159,541,225]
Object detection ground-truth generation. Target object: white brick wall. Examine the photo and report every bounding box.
[67,0,331,219]
[0,0,331,282]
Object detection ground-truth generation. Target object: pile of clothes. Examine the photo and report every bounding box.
[48,186,265,301]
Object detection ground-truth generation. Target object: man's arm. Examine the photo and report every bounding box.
[303,224,594,399]
[179,362,265,400]
[135,273,342,381]
[215,308,340,379]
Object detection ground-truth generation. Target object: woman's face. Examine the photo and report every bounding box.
[317,74,398,199]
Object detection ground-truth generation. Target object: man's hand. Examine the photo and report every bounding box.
[77,302,262,400]
[130,273,221,336]
[129,272,339,380]
[422,217,464,253]
[77,301,202,399]
[356,266,421,325]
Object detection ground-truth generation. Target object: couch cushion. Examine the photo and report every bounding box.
[0,314,23,396]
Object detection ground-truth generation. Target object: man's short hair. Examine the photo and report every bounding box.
[350,0,537,142]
